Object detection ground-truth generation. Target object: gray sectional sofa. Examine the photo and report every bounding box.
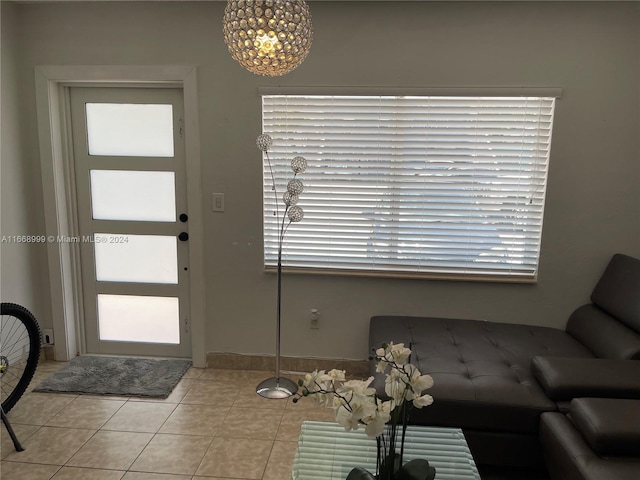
[369,253,640,477]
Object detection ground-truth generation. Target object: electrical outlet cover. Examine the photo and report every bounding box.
[42,329,55,345]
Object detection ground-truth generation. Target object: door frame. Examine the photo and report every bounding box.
[35,65,207,367]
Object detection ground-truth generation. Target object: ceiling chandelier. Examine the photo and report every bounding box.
[222,0,313,77]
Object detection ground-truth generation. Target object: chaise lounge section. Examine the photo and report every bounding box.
[369,253,640,470]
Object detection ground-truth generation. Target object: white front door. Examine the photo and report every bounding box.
[70,86,191,358]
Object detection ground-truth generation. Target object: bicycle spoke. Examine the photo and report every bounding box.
[1,304,41,413]
[2,317,29,358]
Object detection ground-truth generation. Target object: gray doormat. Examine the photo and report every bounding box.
[34,355,192,398]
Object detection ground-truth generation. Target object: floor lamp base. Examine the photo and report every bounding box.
[256,376,298,399]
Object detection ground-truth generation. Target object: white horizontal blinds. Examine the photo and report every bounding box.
[262,95,555,279]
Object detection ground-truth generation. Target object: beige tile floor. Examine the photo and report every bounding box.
[1,360,336,480]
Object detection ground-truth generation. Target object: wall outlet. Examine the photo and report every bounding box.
[42,329,55,345]
[310,309,320,329]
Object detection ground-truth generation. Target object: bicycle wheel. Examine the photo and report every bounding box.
[1,303,41,413]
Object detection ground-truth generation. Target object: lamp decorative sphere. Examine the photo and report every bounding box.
[287,179,304,195]
[223,0,313,77]
[291,156,307,174]
[288,206,304,223]
[283,191,299,206]
[256,134,273,152]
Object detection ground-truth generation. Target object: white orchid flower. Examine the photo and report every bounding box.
[375,362,387,373]
[314,370,333,391]
[335,395,377,432]
[302,370,326,392]
[387,342,412,365]
[413,393,434,409]
[403,364,434,400]
[323,369,346,383]
[335,404,361,431]
[336,377,376,398]
[362,399,394,438]
[313,392,335,408]
[365,417,386,438]
[376,342,412,366]
[384,370,408,404]
[316,369,343,392]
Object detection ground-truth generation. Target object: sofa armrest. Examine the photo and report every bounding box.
[590,253,640,333]
[566,304,640,360]
[570,398,640,457]
[531,356,640,401]
[541,412,640,480]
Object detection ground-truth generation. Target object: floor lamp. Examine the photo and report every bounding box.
[256,134,306,399]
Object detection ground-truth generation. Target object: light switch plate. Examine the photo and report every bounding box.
[212,193,224,212]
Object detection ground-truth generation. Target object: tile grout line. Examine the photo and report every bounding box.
[260,396,292,480]
[3,363,320,480]
[126,376,208,477]
[120,399,181,476]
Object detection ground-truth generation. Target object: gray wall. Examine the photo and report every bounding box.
[2,1,639,360]
[1,2,49,317]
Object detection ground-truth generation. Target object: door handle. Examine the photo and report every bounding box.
[178,232,189,242]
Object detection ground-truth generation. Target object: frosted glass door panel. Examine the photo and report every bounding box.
[97,294,180,344]
[90,170,176,222]
[86,103,174,157]
[94,234,178,284]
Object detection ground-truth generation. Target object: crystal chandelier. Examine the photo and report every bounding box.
[222,0,313,77]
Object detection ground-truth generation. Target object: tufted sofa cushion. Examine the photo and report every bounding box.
[370,315,594,433]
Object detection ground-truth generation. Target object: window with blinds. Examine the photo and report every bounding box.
[262,94,556,281]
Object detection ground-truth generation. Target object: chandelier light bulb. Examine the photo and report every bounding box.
[223,0,313,77]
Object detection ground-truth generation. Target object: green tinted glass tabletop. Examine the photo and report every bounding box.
[292,421,481,480]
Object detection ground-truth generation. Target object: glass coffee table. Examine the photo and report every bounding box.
[292,421,480,479]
